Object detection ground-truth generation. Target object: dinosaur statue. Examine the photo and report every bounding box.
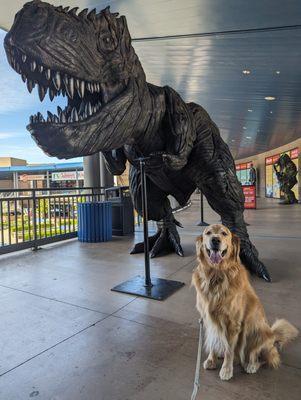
[274,154,298,204]
[4,0,271,281]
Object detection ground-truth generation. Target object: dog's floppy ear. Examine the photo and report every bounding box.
[231,233,241,263]
[195,235,203,258]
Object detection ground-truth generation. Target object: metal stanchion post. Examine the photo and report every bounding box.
[197,192,209,227]
[111,156,185,300]
[140,159,152,288]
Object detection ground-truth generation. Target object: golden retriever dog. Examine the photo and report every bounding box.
[192,224,298,380]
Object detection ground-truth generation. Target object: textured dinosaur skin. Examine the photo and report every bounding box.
[4,0,271,281]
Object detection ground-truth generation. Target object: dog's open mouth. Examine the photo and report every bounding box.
[206,248,227,264]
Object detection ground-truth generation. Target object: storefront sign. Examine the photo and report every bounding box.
[243,185,256,209]
[51,171,84,181]
[235,161,253,186]
[19,174,45,182]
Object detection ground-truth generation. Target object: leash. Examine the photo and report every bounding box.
[191,319,203,400]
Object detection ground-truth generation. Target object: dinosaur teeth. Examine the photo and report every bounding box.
[79,101,85,115]
[26,79,34,93]
[53,72,61,90]
[12,48,105,125]
[37,112,44,122]
[71,107,79,122]
[87,102,92,116]
[49,89,55,101]
[63,75,74,98]
[45,69,51,80]
[78,80,85,98]
[38,84,47,101]
[69,77,75,98]
[60,112,67,123]
[30,60,36,72]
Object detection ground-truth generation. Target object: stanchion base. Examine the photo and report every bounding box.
[111,275,185,301]
[197,221,209,226]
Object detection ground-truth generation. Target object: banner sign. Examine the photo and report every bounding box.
[19,174,45,182]
[243,185,256,209]
[51,171,84,181]
[235,161,253,186]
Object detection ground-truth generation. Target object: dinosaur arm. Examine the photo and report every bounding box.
[102,148,127,175]
[161,86,196,170]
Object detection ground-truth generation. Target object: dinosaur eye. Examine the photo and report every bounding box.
[98,32,117,52]
[103,36,111,44]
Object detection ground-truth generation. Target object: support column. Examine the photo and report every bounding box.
[13,172,19,189]
[100,153,114,188]
[83,154,101,188]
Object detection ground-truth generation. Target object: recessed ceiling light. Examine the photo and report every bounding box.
[270,111,273,114]
[246,136,251,139]
[243,126,247,130]
[242,70,251,75]
[276,71,280,74]
[265,96,276,101]
[231,139,235,142]
[247,109,253,112]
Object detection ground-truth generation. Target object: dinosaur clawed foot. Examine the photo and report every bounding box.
[240,244,271,282]
[150,225,184,258]
[130,218,184,258]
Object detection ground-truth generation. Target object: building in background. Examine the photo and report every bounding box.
[0,157,83,190]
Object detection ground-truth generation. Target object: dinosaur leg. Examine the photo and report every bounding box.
[129,165,184,257]
[199,171,271,282]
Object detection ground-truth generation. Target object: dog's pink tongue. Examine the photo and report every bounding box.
[210,251,223,264]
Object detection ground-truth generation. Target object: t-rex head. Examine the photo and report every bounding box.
[4,0,145,158]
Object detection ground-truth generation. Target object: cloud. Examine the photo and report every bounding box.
[0,132,22,139]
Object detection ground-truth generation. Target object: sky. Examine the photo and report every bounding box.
[0,29,82,164]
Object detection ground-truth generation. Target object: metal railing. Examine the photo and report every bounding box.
[0,187,105,255]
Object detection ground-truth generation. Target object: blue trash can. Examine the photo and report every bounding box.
[77,202,112,242]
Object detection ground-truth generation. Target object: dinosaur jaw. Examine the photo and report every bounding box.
[5,43,136,158]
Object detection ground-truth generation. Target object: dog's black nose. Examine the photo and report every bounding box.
[211,237,220,249]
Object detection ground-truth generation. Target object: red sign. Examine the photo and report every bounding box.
[243,185,256,209]
[291,148,299,159]
[272,154,280,163]
[246,162,253,168]
[236,164,241,170]
[266,157,273,165]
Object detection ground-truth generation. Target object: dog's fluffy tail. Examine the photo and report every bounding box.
[272,319,299,349]
[265,319,298,369]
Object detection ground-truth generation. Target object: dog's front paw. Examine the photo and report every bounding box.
[219,365,233,380]
[203,357,217,370]
[245,362,260,374]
